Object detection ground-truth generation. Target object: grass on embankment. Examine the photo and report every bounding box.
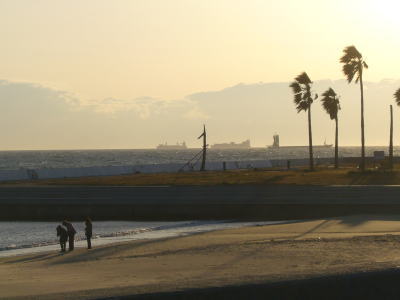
[5,165,400,186]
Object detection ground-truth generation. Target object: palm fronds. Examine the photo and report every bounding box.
[394,88,400,106]
[321,88,341,120]
[340,46,367,83]
[290,72,316,113]
[294,72,312,85]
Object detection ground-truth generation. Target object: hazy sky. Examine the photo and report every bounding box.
[0,0,399,149]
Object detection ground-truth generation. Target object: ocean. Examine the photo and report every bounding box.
[0,220,179,250]
[0,220,288,257]
[0,146,394,257]
[0,146,396,170]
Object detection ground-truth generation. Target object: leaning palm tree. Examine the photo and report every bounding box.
[290,72,318,170]
[321,88,341,168]
[340,46,368,171]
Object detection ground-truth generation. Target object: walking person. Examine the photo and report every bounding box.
[85,217,93,249]
[56,225,68,252]
[62,220,76,251]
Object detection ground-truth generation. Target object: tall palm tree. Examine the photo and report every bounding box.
[393,88,400,169]
[340,46,368,171]
[290,72,318,170]
[321,88,341,168]
[389,105,393,169]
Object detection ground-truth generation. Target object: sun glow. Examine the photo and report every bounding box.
[365,0,400,27]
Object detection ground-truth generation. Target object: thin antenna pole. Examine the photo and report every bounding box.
[200,125,207,171]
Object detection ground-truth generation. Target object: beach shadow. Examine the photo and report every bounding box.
[121,239,243,261]
[101,267,400,300]
[336,214,400,226]
[49,229,247,265]
[289,215,400,230]
[6,252,64,264]
[190,221,334,280]
[18,267,400,300]
[292,219,331,239]
[49,235,187,265]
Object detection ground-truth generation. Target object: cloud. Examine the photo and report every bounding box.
[92,97,167,118]
[87,95,208,121]
[0,78,399,149]
[182,106,209,120]
[0,80,208,149]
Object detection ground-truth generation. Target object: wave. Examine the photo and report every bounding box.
[0,221,216,252]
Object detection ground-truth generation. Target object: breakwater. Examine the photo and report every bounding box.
[3,185,400,221]
[0,156,392,182]
[0,160,273,182]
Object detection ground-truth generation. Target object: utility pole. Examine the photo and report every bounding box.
[198,125,207,171]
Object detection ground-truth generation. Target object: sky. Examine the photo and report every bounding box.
[0,0,399,149]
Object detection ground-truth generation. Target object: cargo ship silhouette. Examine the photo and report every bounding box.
[211,140,251,149]
[156,142,187,150]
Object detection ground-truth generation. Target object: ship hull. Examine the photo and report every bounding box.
[156,146,187,150]
[211,146,251,150]
[211,140,251,150]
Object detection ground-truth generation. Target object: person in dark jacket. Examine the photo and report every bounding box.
[62,220,76,251]
[56,225,68,252]
[85,217,93,249]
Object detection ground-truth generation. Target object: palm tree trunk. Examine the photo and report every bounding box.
[335,116,339,169]
[389,105,393,169]
[308,106,314,170]
[360,73,365,171]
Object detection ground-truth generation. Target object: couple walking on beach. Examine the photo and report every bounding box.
[56,217,92,252]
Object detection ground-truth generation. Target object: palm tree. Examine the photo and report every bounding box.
[321,88,341,168]
[389,105,393,169]
[395,88,400,105]
[290,72,318,170]
[393,88,400,168]
[340,46,368,171]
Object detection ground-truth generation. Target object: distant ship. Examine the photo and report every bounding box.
[268,134,332,149]
[156,142,187,150]
[211,140,251,149]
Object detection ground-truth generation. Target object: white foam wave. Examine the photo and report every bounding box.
[0,220,289,258]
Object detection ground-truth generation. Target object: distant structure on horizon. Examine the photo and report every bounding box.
[272,134,280,148]
[268,134,332,149]
[156,141,187,150]
[211,140,251,150]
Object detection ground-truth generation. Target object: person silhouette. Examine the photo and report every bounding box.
[62,220,76,251]
[56,225,68,252]
[85,217,93,249]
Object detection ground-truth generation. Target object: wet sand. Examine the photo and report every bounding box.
[3,215,400,299]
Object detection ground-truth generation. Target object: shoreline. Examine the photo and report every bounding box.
[0,220,285,258]
[3,215,400,299]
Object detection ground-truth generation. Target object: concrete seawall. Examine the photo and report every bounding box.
[3,185,400,221]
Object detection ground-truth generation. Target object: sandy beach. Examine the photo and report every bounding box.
[2,215,400,299]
